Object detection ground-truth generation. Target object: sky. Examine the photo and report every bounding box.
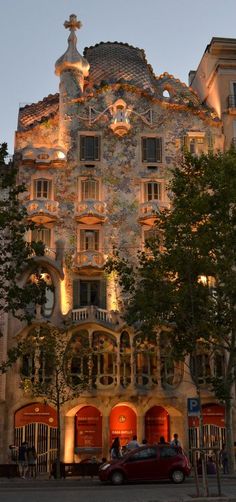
[1,0,236,154]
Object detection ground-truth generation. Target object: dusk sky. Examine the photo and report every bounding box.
[1,0,236,154]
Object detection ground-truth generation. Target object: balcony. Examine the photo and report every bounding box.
[74,250,105,271]
[228,95,236,114]
[75,200,107,224]
[72,305,116,324]
[25,199,59,223]
[139,200,169,226]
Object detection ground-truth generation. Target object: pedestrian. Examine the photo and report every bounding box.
[126,435,139,450]
[170,433,181,448]
[18,441,28,479]
[220,443,229,474]
[110,437,122,459]
[159,436,168,445]
[27,445,37,478]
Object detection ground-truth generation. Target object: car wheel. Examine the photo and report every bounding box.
[171,470,185,484]
[111,470,124,485]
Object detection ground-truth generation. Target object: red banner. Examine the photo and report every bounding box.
[15,402,57,427]
[188,403,225,427]
[145,406,169,444]
[75,406,102,448]
[110,405,137,446]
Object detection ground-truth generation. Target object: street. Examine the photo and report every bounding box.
[0,477,235,502]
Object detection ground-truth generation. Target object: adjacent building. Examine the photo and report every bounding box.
[1,16,234,470]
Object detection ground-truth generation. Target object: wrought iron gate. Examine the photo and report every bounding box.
[15,423,58,473]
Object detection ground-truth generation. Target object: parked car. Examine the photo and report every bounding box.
[99,444,191,485]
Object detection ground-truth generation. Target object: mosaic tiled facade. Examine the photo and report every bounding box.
[1,17,234,468]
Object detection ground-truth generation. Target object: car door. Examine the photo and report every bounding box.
[123,447,158,481]
[157,446,179,479]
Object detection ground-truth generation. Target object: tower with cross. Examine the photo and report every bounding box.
[55,14,90,146]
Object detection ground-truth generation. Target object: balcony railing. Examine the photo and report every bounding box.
[139,200,169,224]
[75,250,105,269]
[228,95,236,109]
[72,306,118,325]
[75,199,107,224]
[25,199,59,223]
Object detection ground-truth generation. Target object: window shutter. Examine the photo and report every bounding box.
[80,136,85,161]
[142,138,147,161]
[100,278,107,309]
[94,136,100,161]
[156,138,162,162]
[73,280,80,309]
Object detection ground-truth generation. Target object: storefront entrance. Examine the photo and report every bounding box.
[14,403,58,473]
[145,406,170,444]
[75,406,102,458]
[110,405,137,446]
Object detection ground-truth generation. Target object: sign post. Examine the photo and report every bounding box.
[187,397,200,416]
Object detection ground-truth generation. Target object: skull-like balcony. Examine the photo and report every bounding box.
[25,199,59,223]
[75,200,107,224]
[74,251,105,271]
[139,200,170,226]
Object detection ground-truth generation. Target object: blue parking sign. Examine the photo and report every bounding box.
[187,398,200,416]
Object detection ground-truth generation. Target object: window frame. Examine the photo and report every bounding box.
[141,136,162,164]
[79,176,100,201]
[79,133,101,162]
[33,178,52,199]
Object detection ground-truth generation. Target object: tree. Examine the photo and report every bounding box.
[107,150,236,472]
[0,142,48,371]
[20,325,90,478]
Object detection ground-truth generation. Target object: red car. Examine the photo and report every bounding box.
[99,444,191,485]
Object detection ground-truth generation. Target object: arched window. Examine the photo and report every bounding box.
[160,334,183,388]
[163,89,170,98]
[27,269,54,318]
[190,347,224,386]
[66,331,90,387]
[21,330,53,385]
[133,334,157,387]
[120,331,131,388]
[92,332,117,388]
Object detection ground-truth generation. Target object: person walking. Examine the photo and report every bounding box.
[110,437,122,460]
[18,441,28,479]
[126,435,139,450]
[27,445,37,478]
[170,433,181,448]
[220,443,229,474]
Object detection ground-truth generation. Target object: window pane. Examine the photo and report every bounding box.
[142,138,162,162]
[32,227,51,247]
[80,281,100,306]
[81,179,98,200]
[34,179,51,198]
[80,136,100,161]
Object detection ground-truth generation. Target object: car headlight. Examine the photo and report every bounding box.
[100,463,111,470]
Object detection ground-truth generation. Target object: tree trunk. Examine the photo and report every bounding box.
[225,398,235,473]
[56,378,61,479]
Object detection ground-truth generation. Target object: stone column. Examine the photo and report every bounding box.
[137,414,145,444]
[63,416,75,462]
[102,414,110,460]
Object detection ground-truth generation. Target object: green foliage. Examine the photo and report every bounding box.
[0,143,48,324]
[107,150,236,383]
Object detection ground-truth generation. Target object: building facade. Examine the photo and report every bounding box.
[1,16,234,469]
